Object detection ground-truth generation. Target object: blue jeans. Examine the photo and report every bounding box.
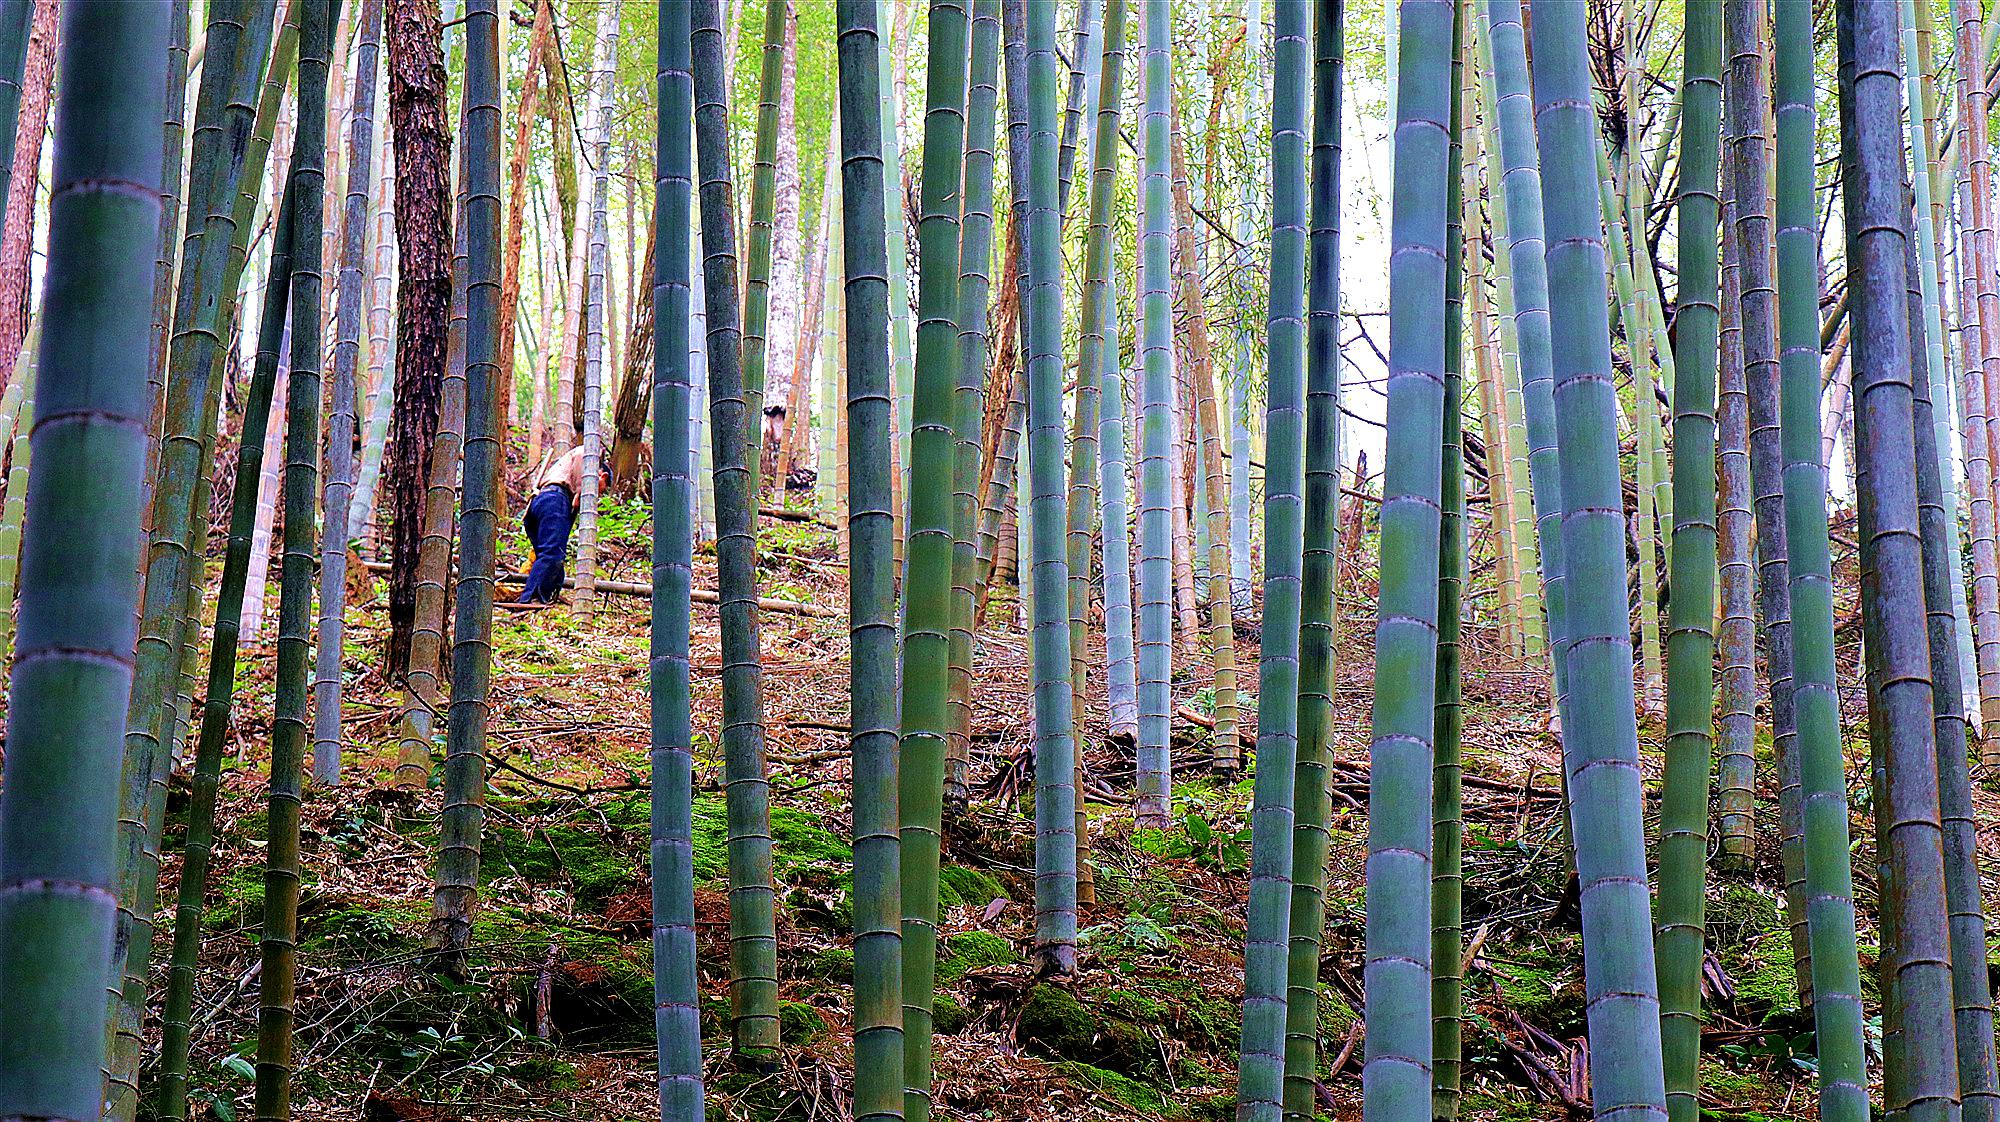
[518,485,575,603]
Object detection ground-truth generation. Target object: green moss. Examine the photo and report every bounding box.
[302,905,419,957]
[1706,882,1801,1013]
[780,1000,828,1040]
[1051,1062,1176,1118]
[1091,987,1168,1024]
[1318,988,1359,1036]
[805,946,855,981]
[1490,958,1581,1032]
[938,864,1006,908]
[692,795,852,891]
[507,1055,581,1091]
[482,823,638,905]
[1709,884,1783,953]
[933,993,970,1035]
[1461,1092,1546,1122]
[208,866,267,928]
[1019,984,1097,1058]
[937,931,1016,984]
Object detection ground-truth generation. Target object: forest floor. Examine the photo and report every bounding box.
[142,493,1935,1122]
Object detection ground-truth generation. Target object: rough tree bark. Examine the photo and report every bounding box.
[0,0,56,376]
[383,0,454,679]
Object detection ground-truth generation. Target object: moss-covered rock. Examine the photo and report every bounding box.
[938,864,1006,908]
[1019,984,1096,1059]
[937,931,1016,983]
[1018,984,1166,1082]
[932,993,970,1035]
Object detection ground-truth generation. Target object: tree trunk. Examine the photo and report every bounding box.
[761,1,801,489]
[608,217,656,493]
[383,0,454,680]
[496,0,552,449]
[0,0,55,376]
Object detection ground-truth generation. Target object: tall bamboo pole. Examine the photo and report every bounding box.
[1775,0,1869,1111]
[255,3,329,1113]
[1530,0,1670,1113]
[1360,0,1450,1117]
[1656,4,1721,1117]
[898,1,970,1113]
[1282,4,1339,1117]
[838,1,904,1115]
[0,4,167,1118]
[693,0,780,1059]
[653,3,706,1112]
[312,0,384,786]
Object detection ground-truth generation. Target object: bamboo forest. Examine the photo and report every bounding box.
[14,0,2000,1120]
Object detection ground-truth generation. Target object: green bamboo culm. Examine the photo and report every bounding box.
[1430,2,1467,1115]
[1773,0,1869,1113]
[105,10,192,1113]
[836,1,904,1117]
[1902,11,2000,1117]
[1482,0,1568,727]
[1022,0,1079,977]
[1656,4,1721,1119]
[112,0,275,1043]
[255,4,330,1116]
[1281,6,1339,1116]
[898,1,970,1114]
[1360,0,1450,1117]
[1527,0,1670,1116]
[427,0,503,978]
[157,179,298,1122]
[312,0,385,788]
[1726,0,1809,1008]
[1130,0,1174,831]
[653,4,706,1113]
[1834,4,1961,1117]
[0,0,32,232]
[692,0,781,1060]
[945,0,1003,805]
[1062,0,1124,861]
[0,3,167,1118]
[741,0,786,491]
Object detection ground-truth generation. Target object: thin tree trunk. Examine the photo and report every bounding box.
[609,217,657,492]
[496,0,552,449]
[425,0,504,975]
[761,0,801,489]
[384,0,455,680]
[574,13,620,621]
[1952,0,2000,758]
[242,338,289,640]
